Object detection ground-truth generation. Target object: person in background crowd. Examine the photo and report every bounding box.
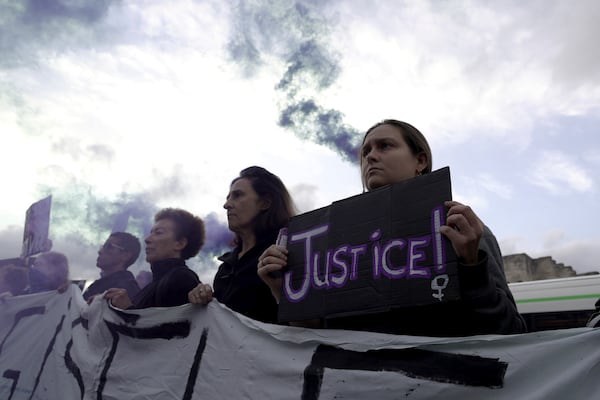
[257,119,526,336]
[29,251,70,293]
[83,232,141,303]
[586,299,600,328]
[105,208,205,309]
[0,264,29,298]
[187,166,296,323]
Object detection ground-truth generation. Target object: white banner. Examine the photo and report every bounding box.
[1,285,599,399]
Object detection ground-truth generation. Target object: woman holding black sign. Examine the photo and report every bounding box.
[258,119,526,336]
[187,166,296,324]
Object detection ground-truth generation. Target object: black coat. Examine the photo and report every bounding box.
[213,232,279,324]
[83,270,140,301]
[132,258,199,308]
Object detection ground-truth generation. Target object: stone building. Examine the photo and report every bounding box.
[502,253,581,283]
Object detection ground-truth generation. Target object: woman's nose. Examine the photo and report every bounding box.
[365,149,378,162]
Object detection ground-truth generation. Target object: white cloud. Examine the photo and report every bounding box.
[290,183,320,213]
[498,235,526,256]
[583,148,600,165]
[2,0,600,283]
[472,173,513,200]
[451,191,488,213]
[327,0,600,152]
[528,150,594,194]
[483,175,512,199]
[0,225,24,260]
[541,238,600,274]
[543,229,567,249]
[449,174,512,219]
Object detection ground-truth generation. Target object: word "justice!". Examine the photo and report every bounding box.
[283,207,448,303]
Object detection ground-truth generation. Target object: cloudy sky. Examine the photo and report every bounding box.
[1,0,599,284]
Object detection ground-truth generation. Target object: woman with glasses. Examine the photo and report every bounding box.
[188,166,296,323]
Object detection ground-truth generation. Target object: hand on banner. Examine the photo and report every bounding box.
[104,288,133,309]
[440,200,484,265]
[188,283,213,305]
[257,245,287,303]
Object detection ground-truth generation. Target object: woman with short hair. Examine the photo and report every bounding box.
[105,208,205,309]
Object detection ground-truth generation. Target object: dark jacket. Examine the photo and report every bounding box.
[83,270,140,301]
[131,258,199,308]
[213,232,279,323]
[324,226,527,336]
[586,299,600,328]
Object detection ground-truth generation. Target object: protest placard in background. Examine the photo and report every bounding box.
[279,167,459,322]
[20,195,52,258]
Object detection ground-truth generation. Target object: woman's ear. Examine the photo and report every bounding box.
[175,237,188,252]
[416,152,428,172]
[259,198,272,211]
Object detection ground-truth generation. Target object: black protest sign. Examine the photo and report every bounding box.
[278,167,459,323]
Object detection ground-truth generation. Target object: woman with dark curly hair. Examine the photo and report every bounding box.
[188,166,296,323]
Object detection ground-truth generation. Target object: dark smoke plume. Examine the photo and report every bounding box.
[110,197,156,237]
[275,39,340,93]
[48,188,157,250]
[33,179,234,279]
[226,0,361,162]
[201,212,234,258]
[279,99,360,162]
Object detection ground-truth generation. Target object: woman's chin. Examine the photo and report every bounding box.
[366,179,388,191]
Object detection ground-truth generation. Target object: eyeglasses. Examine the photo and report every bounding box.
[99,242,126,252]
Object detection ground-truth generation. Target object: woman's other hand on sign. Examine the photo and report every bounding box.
[257,244,288,303]
[104,288,133,309]
[440,200,484,266]
[188,283,214,305]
